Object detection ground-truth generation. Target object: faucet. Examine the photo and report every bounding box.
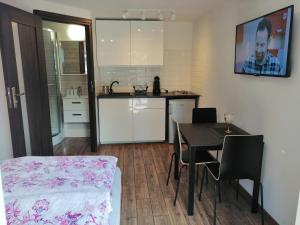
[109,80,119,94]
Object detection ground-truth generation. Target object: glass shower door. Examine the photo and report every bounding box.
[43,29,62,137]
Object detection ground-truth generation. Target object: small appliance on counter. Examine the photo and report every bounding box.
[133,85,148,95]
[153,76,161,95]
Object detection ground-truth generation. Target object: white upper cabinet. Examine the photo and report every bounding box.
[96,20,131,66]
[96,20,164,66]
[131,21,164,66]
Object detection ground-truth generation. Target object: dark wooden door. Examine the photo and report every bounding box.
[33,10,98,152]
[0,3,53,157]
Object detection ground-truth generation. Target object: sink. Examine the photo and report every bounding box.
[109,92,132,96]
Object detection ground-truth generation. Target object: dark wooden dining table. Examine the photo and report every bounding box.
[176,123,260,216]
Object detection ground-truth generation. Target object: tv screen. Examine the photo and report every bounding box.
[234,6,294,77]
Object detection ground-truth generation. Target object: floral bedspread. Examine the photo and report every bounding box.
[1,156,118,225]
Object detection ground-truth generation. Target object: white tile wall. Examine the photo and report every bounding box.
[96,66,160,93]
[60,75,88,96]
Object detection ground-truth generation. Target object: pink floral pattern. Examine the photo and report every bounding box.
[1,156,118,225]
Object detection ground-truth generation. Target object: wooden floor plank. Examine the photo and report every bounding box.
[54,140,273,225]
[134,145,150,200]
[137,198,155,225]
[154,215,173,225]
[165,197,189,225]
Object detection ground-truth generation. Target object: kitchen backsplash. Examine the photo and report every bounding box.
[96,66,160,93]
[95,50,192,94]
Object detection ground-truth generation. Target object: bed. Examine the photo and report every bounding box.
[1,156,121,225]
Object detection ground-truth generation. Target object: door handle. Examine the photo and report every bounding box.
[11,87,25,109]
[6,88,13,109]
[15,92,25,97]
[11,87,18,108]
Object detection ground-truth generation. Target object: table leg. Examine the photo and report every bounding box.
[188,146,196,215]
[252,180,259,213]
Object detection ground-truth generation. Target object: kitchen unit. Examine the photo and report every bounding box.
[98,97,165,143]
[98,92,199,144]
[168,99,195,143]
[63,97,89,123]
[96,20,164,66]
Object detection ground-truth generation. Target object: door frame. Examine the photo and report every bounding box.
[33,10,97,152]
[0,3,53,157]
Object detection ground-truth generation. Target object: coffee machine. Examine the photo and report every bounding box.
[152,76,161,95]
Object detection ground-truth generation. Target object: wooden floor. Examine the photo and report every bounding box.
[54,139,271,225]
[53,137,91,155]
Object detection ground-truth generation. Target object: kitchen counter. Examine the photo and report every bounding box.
[98,91,200,144]
[97,91,200,99]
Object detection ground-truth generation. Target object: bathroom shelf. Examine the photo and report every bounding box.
[61,73,87,76]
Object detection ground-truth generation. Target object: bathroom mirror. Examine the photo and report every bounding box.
[60,41,87,75]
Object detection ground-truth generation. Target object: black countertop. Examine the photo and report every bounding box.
[97,91,200,99]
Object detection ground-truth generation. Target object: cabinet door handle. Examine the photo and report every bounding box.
[72,113,82,116]
[72,102,81,104]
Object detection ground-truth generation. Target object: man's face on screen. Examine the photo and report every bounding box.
[255,28,269,65]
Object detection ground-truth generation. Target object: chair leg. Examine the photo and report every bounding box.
[205,166,209,185]
[260,182,264,225]
[196,165,199,185]
[213,182,218,225]
[173,165,186,205]
[236,179,239,200]
[199,166,206,201]
[218,181,222,203]
[166,153,175,186]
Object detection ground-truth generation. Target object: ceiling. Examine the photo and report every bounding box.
[44,0,227,21]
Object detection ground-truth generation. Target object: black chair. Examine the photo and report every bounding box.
[199,135,264,225]
[192,108,219,183]
[192,108,217,124]
[166,117,216,205]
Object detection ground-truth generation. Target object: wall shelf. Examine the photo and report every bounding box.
[61,73,87,76]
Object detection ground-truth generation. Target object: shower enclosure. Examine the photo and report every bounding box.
[43,29,63,143]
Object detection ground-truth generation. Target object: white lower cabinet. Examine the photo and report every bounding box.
[133,108,165,142]
[98,98,165,143]
[63,98,89,123]
[99,99,133,143]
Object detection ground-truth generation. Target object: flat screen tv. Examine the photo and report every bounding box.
[234,5,294,77]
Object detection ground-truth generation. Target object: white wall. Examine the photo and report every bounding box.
[161,22,193,91]
[296,191,300,225]
[192,0,300,224]
[0,0,91,18]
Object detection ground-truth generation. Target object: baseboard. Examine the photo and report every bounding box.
[236,183,279,225]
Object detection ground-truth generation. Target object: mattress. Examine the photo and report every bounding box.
[1,156,119,225]
[109,167,121,225]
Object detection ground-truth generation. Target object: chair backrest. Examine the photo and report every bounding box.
[171,117,183,162]
[192,108,217,123]
[219,135,264,181]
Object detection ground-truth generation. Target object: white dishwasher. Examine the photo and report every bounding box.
[168,99,196,143]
